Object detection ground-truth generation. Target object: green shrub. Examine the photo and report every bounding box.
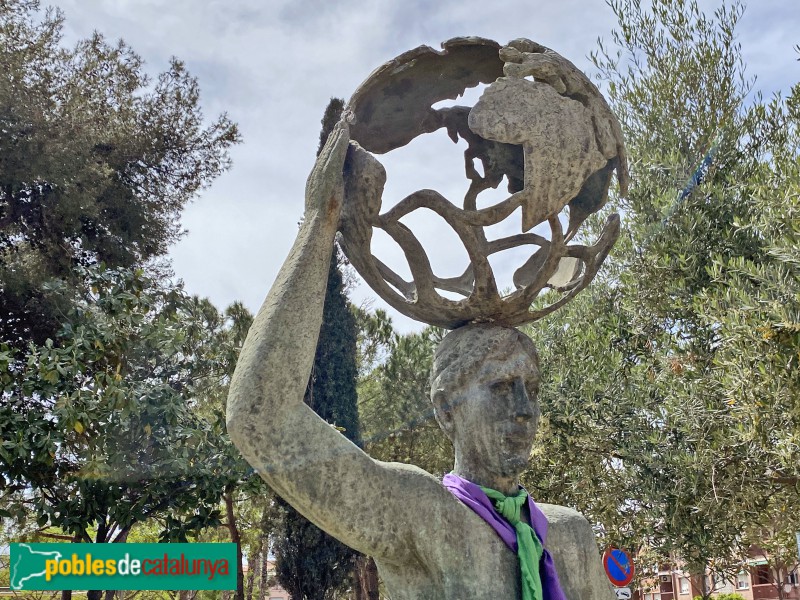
[694,594,746,600]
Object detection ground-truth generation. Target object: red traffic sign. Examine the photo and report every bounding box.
[603,548,635,587]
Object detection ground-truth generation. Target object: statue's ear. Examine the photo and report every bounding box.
[432,389,455,440]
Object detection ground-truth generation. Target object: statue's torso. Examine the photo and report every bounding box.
[375,511,521,599]
[371,484,523,600]
[366,475,613,600]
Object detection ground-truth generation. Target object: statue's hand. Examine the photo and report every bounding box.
[499,39,588,96]
[304,117,351,223]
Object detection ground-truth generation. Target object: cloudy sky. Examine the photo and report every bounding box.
[50,0,800,333]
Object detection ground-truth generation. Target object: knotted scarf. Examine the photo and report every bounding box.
[443,473,567,600]
[481,486,543,600]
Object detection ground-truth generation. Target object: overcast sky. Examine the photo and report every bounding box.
[50,0,800,333]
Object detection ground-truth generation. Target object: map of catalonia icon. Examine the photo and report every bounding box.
[10,544,63,590]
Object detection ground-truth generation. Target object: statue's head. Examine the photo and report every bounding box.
[430,323,540,479]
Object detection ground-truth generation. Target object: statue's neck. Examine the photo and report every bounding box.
[452,457,519,496]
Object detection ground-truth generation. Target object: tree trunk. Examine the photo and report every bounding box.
[353,556,379,600]
[258,506,272,600]
[352,557,365,600]
[699,573,711,600]
[365,556,380,600]
[60,536,81,600]
[86,523,111,600]
[259,546,270,600]
[225,489,245,600]
[774,565,785,600]
[103,527,131,600]
[245,534,263,600]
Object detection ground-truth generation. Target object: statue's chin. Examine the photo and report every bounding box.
[495,454,531,480]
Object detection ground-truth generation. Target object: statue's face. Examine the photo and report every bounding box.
[449,343,541,478]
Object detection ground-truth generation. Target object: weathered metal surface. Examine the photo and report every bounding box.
[341,38,628,328]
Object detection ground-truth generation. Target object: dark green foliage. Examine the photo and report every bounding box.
[356,316,452,475]
[272,98,361,600]
[0,0,240,345]
[0,265,244,543]
[305,249,361,441]
[273,509,357,600]
[318,98,345,156]
[518,0,799,592]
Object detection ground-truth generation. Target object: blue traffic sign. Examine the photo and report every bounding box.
[603,548,635,587]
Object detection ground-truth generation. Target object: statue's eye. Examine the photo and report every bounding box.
[490,380,513,396]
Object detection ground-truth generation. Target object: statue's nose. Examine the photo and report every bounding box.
[512,378,535,420]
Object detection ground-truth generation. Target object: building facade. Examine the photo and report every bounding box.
[642,558,800,600]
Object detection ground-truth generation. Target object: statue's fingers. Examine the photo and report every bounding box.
[504,60,567,94]
[319,118,351,171]
[550,76,568,95]
[305,120,350,214]
[505,38,548,55]
[523,53,593,95]
[308,120,349,188]
[499,46,524,64]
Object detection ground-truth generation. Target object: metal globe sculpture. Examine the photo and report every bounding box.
[340,37,629,329]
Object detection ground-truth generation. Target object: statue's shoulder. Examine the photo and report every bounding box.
[372,461,476,522]
[376,459,435,475]
[373,460,458,503]
[537,503,591,527]
[537,503,596,546]
[536,503,615,600]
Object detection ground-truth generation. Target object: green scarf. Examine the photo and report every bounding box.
[480,486,544,600]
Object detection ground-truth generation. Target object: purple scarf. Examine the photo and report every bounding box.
[443,473,567,600]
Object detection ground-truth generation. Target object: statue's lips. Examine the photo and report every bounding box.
[499,424,535,448]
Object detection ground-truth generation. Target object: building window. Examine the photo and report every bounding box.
[737,572,750,589]
[679,577,690,595]
[707,573,730,592]
[787,570,799,586]
[756,565,771,585]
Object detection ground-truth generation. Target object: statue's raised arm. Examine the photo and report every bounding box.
[226,118,349,440]
[225,119,451,568]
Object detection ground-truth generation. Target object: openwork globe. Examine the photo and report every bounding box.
[340,37,629,329]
